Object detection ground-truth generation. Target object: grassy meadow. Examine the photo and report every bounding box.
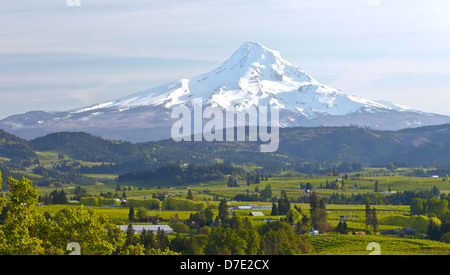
[16,162,450,255]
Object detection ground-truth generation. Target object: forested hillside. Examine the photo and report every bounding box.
[1,124,450,177]
[0,130,36,160]
[29,132,142,162]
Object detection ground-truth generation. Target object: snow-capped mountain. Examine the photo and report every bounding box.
[1,42,450,142]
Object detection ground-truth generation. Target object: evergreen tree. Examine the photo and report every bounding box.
[271,202,279,216]
[156,227,169,250]
[125,224,136,247]
[228,212,241,231]
[227,176,234,187]
[50,189,68,204]
[218,199,229,226]
[341,221,348,234]
[305,182,312,192]
[318,198,328,229]
[427,219,441,241]
[140,228,155,250]
[431,185,440,197]
[371,207,378,233]
[187,188,194,200]
[309,191,320,229]
[204,207,214,226]
[278,190,290,215]
[128,206,135,222]
[260,184,272,202]
[335,221,348,234]
[169,234,188,254]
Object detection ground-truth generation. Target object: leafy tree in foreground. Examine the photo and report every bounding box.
[259,221,313,255]
[0,176,45,255]
[0,175,123,255]
[204,226,247,255]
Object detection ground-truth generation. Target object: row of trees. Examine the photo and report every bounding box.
[121,225,174,255]
[118,163,243,186]
[232,184,273,202]
[410,197,449,219]
[410,197,450,242]
[174,198,313,255]
[365,202,378,233]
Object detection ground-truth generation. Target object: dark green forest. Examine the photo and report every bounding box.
[2,124,450,188]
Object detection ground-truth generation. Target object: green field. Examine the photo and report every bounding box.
[80,171,450,204]
[305,234,450,255]
[6,162,450,255]
[33,201,450,255]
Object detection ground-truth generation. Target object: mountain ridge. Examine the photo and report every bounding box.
[1,41,450,142]
[3,123,450,169]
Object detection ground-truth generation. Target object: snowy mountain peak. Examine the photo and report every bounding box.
[4,41,448,143]
[211,41,311,84]
[73,42,417,118]
[222,41,291,70]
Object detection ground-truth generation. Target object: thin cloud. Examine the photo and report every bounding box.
[0,0,449,118]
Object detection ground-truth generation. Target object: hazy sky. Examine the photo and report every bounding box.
[1,0,450,119]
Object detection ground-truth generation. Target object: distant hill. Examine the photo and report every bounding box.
[1,124,450,175]
[0,129,36,160]
[29,132,142,163]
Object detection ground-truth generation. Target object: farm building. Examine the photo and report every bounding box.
[119,224,174,234]
[249,211,265,217]
[299,228,319,235]
[380,228,418,238]
[233,204,272,210]
[234,205,252,210]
